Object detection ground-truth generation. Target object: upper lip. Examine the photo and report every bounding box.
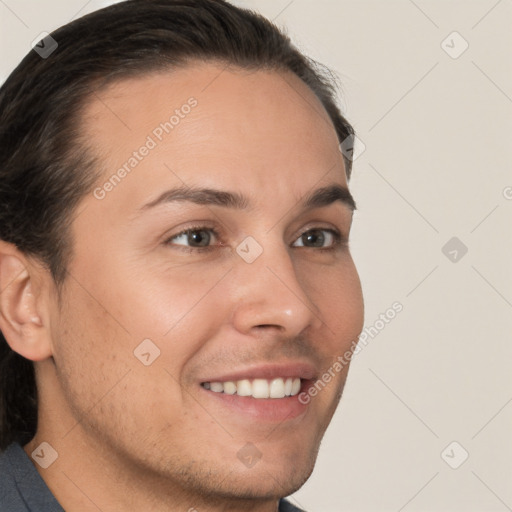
[200,361,317,383]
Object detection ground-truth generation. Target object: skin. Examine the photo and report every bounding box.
[0,62,364,511]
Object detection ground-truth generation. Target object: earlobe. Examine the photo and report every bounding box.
[0,242,53,361]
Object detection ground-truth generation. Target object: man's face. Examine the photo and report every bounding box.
[46,63,364,500]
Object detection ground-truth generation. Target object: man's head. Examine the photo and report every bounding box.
[0,1,363,508]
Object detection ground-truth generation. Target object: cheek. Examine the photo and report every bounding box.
[52,284,132,408]
[58,246,233,396]
[52,285,186,441]
[300,255,364,343]
[293,257,363,405]
[100,251,231,339]
[336,264,364,340]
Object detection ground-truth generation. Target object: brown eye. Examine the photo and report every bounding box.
[186,229,212,247]
[169,228,215,248]
[292,228,341,249]
[302,229,326,247]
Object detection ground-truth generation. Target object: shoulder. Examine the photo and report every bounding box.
[0,442,64,512]
[279,498,307,512]
[0,442,31,510]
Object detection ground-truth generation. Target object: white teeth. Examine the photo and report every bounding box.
[210,382,223,392]
[284,377,293,396]
[269,378,285,398]
[237,379,252,396]
[291,378,301,396]
[252,379,269,398]
[202,377,302,399]
[223,381,236,395]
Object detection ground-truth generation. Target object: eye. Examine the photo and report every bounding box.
[166,226,220,252]
[164,225,345,253]
[292,228,343,249]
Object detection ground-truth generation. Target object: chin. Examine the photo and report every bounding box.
[223,448,318,499]
[204,470,313,503]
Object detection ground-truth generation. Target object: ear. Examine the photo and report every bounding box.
[0,240,53,361]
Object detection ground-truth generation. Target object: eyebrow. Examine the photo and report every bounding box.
[138,183,356,213]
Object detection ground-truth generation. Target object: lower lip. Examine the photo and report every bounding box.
[200,381,312,422]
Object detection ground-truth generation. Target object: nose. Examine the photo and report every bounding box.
[229,237,325,337]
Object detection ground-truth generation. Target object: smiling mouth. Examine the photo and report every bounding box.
[201,377,302,399]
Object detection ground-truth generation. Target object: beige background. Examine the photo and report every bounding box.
[1,1,511,511]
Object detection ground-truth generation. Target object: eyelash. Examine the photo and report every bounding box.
[164,224,347,254]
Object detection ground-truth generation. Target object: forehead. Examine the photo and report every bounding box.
[79,62,347,212]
